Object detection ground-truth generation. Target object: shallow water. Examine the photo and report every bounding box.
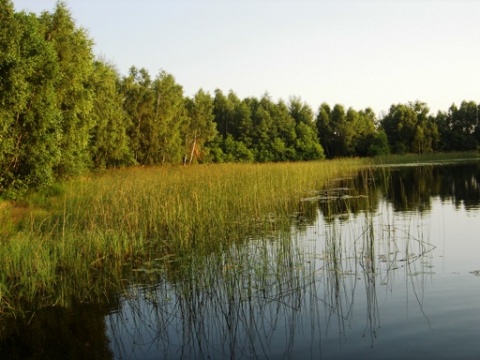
[2,162,480,359]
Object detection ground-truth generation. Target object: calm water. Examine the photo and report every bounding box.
[2,162,480,359]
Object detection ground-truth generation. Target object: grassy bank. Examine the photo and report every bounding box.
[0,159,368,316]
[373,151,480,165]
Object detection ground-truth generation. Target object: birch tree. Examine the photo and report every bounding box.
[184,89,217,164]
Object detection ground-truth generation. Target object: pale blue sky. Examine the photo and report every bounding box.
[11,0,480,116]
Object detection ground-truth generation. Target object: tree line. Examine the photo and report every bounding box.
[1,1,479,198]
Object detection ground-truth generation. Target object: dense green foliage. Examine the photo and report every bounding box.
[1,2,61,198]
[316,103,386,158]
[1,1,480,198]
[435,101,480,152]
[380,101,439,154]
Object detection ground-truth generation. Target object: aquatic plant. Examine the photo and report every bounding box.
[0,159,367,315]
[104,166,438,358]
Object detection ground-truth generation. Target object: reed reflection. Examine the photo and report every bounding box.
[107,232,322,359]
[107,168,442,358]
[0,302,116,360]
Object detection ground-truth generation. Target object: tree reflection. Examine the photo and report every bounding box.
[379,163,480,212]
[301,162,480,222]
[0,302,116,360]
[436,163,480,209]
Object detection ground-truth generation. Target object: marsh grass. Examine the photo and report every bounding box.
[373,151,480,166]
[104,165,438,357]
[0,159,367,315]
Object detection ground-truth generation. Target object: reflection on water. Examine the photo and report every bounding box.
[107,235,316,359]
[0,303,116,359]
[2,162,480,359]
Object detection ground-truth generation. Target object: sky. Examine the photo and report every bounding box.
[11,0,480,116]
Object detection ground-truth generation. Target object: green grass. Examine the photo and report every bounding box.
[373,151,480,165]
[0,159,369,316]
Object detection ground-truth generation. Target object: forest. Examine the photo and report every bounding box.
[1,1,480,198]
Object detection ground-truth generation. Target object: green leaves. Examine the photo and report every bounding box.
[316,103,380,158]
[151,71,185,164]
[0,4,61,196]
[120,68,187,165]
[436,101,480,151]
[89,60,133,169]
[184,89,217,164]
[41,2,95,178]
[381,101,438,154]
[289,99,324,160]
[209,93,325,162]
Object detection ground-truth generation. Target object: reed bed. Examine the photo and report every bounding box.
[104,166,437,358]
[0,159,368,316]
[373,151,480,166]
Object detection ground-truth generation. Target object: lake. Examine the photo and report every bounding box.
[1,162,480,359]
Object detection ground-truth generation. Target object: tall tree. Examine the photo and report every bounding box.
[381,101,438,154]
[210,90,254,162]
[315,103,334,158]
[348,107,377,156]
[121,66,155,164]
[434,110,452,151]
[150,71,185,164]
[212,89,235,137]
[0,3,61,197]
[233,96,254,146]
[438,101,479,151]
[316,103,384,158]
[272,100,297,160]
[88,60,133,168]
[316,103,349,158]
[40,2,95,178]
[250,96,275,162]
[183,89,217,164]
[289,98,324,160]
[258,96,293,161]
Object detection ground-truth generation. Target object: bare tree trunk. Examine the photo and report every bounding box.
[189,135,197,164]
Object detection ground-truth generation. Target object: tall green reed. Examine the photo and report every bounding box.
[0,159,367,315]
